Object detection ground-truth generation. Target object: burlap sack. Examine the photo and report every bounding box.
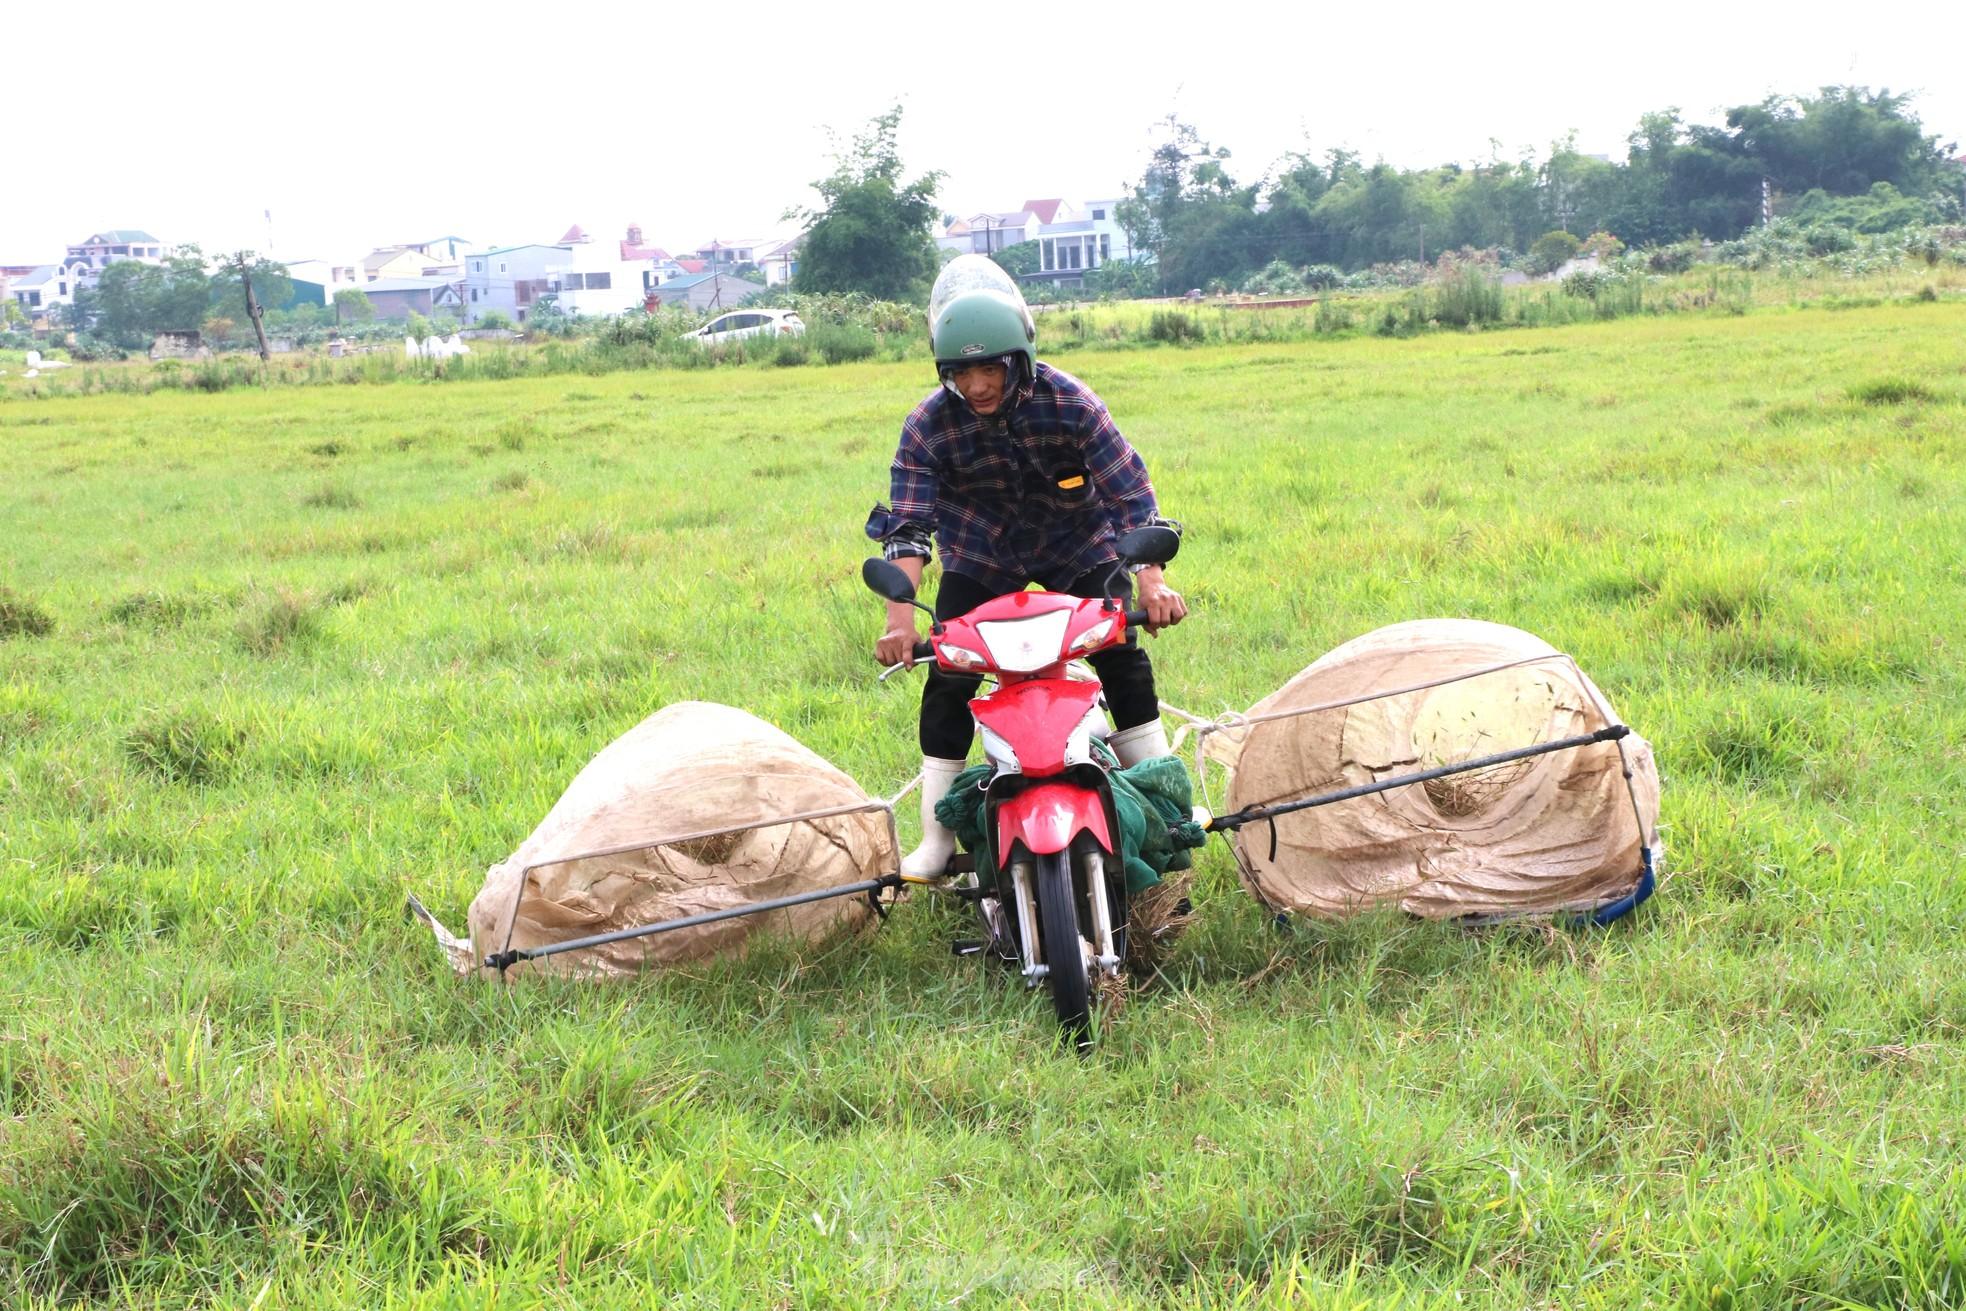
[446,702,893,979]
[1224,619,1659,920]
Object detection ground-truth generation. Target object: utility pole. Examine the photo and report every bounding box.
[235,253,270,361]
[1419,223,1426,265]
[1761,177,1773,228]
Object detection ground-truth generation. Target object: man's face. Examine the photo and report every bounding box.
[950,361,1008,415]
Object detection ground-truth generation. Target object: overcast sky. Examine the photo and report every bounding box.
[6,0,1960,265]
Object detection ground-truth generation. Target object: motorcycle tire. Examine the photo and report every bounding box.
[1035,848,1093,1049]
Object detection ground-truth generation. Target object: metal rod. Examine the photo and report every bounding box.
[1206,726,1630,833]
[486,874,903,971]
[495,796,902,966]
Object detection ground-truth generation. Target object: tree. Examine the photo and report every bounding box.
[990,241,1041,278]
[93,247,210,345]
[208,254,292,327]
[1725,87,1954,198]
[335,289,375,323]
[790,106,943,301]
[1527,230,1582,274]
[1116,116,1251,290]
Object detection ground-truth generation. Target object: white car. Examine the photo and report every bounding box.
[689,309,805,347]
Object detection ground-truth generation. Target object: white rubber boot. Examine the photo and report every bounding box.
[901,756,967,880]
[1107,718,1172,768]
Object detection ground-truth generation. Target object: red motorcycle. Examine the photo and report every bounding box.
[863,525,1181,1046]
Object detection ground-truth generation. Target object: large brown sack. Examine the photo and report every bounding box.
[460,701,894,979]
[1225,619,1659,920]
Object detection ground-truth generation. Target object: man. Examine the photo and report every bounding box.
[867,255,1187,878]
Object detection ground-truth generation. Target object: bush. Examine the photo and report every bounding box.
[1644,242,1700,274]
[1579,231,1625,259]
[1528,231,1582,276]
[1147,310,1203,343]
[476,310,513,330]
[67,335,126,362]
[0,589,55,638]
[772,334,810,367]
[1432,266,1504,326]
[807,322,877,364]
[123,710,246,784]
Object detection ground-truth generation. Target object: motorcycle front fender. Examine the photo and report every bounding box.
[995,780,1114,859]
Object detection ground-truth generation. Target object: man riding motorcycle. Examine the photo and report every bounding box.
[867,255,1188,878]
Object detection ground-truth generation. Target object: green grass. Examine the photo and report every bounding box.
[2,302,1964,1308]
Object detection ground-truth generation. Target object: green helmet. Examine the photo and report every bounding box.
[928,254,1036,400]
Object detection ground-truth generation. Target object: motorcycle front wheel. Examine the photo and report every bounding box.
[1035,848,1093,1049]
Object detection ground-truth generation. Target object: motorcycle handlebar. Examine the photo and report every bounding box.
[885,611,1157,679]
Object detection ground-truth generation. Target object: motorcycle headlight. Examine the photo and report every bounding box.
[938,644,989,672]
[975,610,1072,673]
[1067,618,1115,655]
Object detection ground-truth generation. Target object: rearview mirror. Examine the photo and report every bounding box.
[1114,525,1180,567]
[861,557,918,603]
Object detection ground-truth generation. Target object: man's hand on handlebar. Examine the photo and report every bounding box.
[1135,566,1188,636]
[875,622,923,667]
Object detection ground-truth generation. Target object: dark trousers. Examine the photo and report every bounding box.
[920,565,1159,759]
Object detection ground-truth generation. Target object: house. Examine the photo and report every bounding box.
[282,259,363,307]
[463,244,569,323]
[360,276,466,320]
[7,260,91,312]
[650,271,766,313]
[756,236,802,287]
[408,236,473,262]
[936,210,1040,256]
[620,225,700,291]
[545,224,650,317]
[1033,198,1135,286]
[620,223,667,264]
[693,237,777,269]
[363,245,465,282]
[65,230,170,279]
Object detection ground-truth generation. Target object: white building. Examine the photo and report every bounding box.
[754,236,802,287]
[283,259,364,306]
[463,244,569,324]
[937,209,1040,256]
[934,198,1139,285]
[8,260,90,313]
[548,224,654,316]
[1034,198,1137,286]
[65,229,171,283]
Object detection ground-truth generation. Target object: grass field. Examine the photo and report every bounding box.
[3,300,1964,1307]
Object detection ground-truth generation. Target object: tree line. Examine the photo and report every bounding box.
[790,89,1961,303]
[1110,87,1962,293]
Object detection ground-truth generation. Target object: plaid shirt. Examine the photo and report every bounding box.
[865,363,1161,593]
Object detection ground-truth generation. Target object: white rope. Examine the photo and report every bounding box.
[885,772,923,808]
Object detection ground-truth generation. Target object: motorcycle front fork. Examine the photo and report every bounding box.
[1005,846,1121,988]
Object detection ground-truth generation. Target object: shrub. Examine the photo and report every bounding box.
[807,323,877,364]
[1645,242,1700,274]
[1579,231,1625,259]
[1147,310,1203,343]
[476,310,513,330]
[0,589,55,638]
[123,710,247,784]
[235,589,322,656]
[1527,231,1582,276]
[1432,266,1503,327]
[1847,377,1935,405]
